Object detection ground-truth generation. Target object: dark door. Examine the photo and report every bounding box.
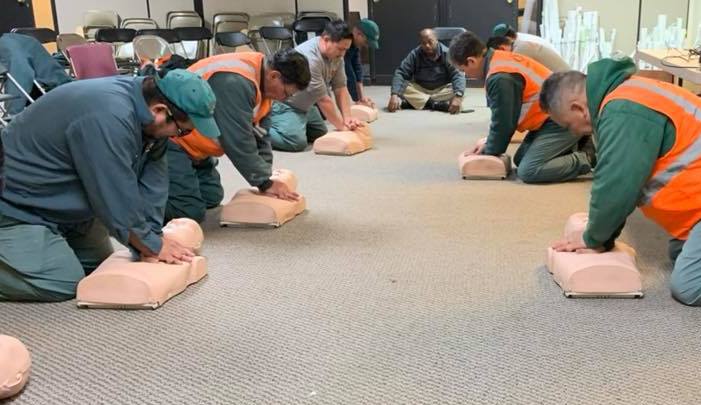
[0,0,35,33]
[443,0,517,42]
[368,0,518,84]
[368,0,440,84]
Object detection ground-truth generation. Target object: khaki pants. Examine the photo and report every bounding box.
[402,82,456,110]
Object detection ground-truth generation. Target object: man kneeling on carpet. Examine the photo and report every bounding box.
[262,20,363,152]
[448,31,593,183]
[541,56,701,306]
[0,70,218,301]
[165,49,311,223]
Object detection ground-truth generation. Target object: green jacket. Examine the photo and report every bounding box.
[208,72,273,189]
[584,57,676,248]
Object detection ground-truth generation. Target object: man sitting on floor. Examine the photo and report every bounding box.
[262,20,363,152]
[387,28,466,114]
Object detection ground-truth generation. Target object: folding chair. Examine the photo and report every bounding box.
[433,27,467,46]
[136,29,187,57]
[0,62,35,126]
[10,28,58,44]
[83,10,120,40]
[95,28,138,70]
[214,32,252,54]
[133,35,172,63]
[167,11,202,29]
[212,13,249,35]
[66,43,119,79]
[121,18,158,31]
[258,27,293,57]
[174,27,212,59]
[292,16,330,45]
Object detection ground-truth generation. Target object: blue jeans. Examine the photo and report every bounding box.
[669,220,701,305]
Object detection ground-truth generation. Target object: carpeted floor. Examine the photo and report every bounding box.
[2,86,701,405]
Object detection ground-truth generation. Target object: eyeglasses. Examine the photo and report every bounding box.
[167,110,192,137]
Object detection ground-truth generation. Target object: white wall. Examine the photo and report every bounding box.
[690,0,701,45]
[348,0,368,18]
[150,0,195,28]
[54,0,147,32]
[558,0,640,55]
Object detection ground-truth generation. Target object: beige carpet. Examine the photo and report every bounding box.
[2,86,700,405]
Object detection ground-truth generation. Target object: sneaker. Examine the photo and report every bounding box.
[426,99,450,112]
[400,99,414,110]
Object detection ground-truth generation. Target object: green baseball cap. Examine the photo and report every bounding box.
[359,18,380,50]
[155,69,220,138]
[492,23,514,38]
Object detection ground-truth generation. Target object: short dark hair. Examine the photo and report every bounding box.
[486,36,512,50]
[539,70,587,114]
[448,31,485,66]
[323,20,353,42]
[503,27,517,40]
[267,48,311,90]
[141,75,188,122]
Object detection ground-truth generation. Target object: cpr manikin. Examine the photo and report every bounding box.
[76,218,208,309]
[459,137,512,180]
[220,169,306,227]
[313,123,373,156]
[350,104,378,123]
[0,335,31,400]
[546,212,643,298]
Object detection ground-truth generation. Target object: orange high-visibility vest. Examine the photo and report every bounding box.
[486,50,551,132]
[171,52,273,160]
[600,76,701,240]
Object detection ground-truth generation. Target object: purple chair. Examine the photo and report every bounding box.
[66,42,118,79]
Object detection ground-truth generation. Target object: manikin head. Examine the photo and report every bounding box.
[539,71,593,136]
[448,31,487,80]
[419,29,439,59]
[318,20,353,61]
[162,218,204,251]
[141,70,220,140]
[263,49,311,101]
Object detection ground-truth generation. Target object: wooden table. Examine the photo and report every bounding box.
[635,48,701,85]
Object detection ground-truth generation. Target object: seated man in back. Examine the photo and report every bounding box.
[263,20,363,152]
[387,28,466,114]
[165,49,310,223]
[490,23,569,72]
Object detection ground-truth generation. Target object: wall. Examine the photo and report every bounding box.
[348,0,368,18]
[54,0,147,32]
[558,0,640,55]
[53,0,344,33]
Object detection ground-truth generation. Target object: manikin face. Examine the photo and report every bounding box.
[163,218,204,250]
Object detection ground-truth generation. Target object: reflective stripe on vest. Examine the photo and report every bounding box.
[613,78,701,205]
[487,51,551,132]
[191,56,265,119]
[600,76,701,239]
